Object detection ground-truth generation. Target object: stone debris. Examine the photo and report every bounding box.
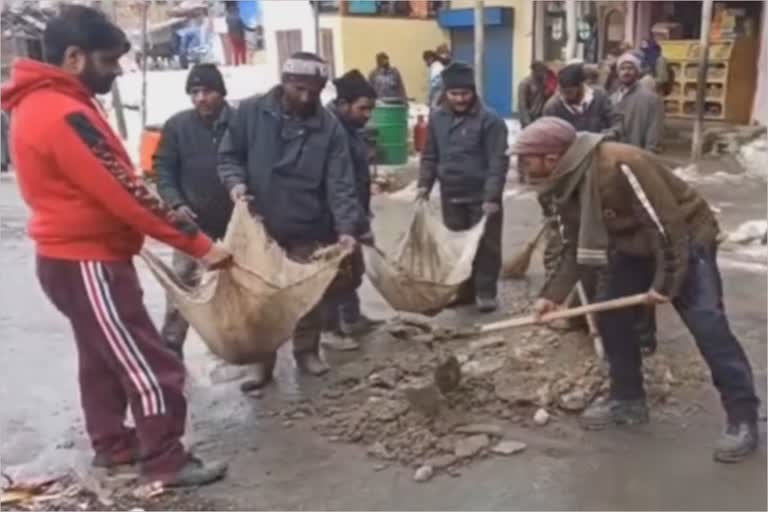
[491,440,527,456]
[423,454,458,469]
[558,389,588,412]
[368,367,401,389]
[287,323,705,479]
[454,423,503,436]
[533,408,550,426]
[468,336,506,352]
[412,465,434,482]
[454,434,490,459]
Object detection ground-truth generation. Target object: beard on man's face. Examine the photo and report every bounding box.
[80,60,118,95]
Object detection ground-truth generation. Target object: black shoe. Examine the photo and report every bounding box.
[164,342,184,360]
[162,456,227,488]
[294,351,330,376]
[714,421,759,463]
[580,397,650,430]
[638,332,658,357]
[475,296,498,313]
[340,315,380,338]
[240,357,276,393]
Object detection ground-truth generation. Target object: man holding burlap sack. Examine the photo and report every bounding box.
[218,52,365,389]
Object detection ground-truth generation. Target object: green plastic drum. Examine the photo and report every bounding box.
[371,99,408,165]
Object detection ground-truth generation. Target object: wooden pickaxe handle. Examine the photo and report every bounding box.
[575,281,605,359]
[477,293,650,333]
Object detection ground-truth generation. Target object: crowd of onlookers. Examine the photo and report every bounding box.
[517,37,671,156]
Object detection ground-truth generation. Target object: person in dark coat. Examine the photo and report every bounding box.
[517,61,556,128]
[154,63,234,358]
[218,52,363,388]
[324,70,378,348]
[368,52,407,100]
[539,62,626,337]
[542,63,622,140]
[416,63,509,312]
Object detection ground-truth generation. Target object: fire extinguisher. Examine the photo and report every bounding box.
[414,114,428,153]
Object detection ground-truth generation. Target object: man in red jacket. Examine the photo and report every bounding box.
[2,6,229,487]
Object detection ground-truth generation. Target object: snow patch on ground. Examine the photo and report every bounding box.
[737,134,768,180]
[387,180,533,202]
[726,220,768,245]
[718,219,768,271]
[673,164,745,185]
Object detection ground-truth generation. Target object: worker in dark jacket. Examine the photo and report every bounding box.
[515,117,759,464]
[517,61,556,128]
[324,69,378,348]
[542,63,622,140]
[417,63,509,312]
[540,62,629,339]
[154,63,233,359]
[218,52,363,388]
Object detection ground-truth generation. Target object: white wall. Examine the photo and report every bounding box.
[261,0,344,79]
[753,3,768,125]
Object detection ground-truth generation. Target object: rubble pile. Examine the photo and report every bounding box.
[276,324,708,477]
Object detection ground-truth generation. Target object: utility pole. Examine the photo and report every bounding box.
[140,0,149,129]
[474,0,484,94]
[109,0,127,139]
[565,0,577,60]
[311,1,320,54]
[691,0,714,161]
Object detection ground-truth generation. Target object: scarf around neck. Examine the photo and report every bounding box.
[539,132,608,266]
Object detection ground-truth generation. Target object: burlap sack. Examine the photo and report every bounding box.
[142,201,346,364]
[363,201,486,314]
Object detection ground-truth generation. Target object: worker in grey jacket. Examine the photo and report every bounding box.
[218,52,363,389]
[610,52,664,153]
[325,69,378,347]
[417,63,509,313]
[154,63,233,358]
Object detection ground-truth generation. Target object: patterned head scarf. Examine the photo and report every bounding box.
[509,116,577,156]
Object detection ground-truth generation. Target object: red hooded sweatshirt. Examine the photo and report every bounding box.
[1,59,212,261]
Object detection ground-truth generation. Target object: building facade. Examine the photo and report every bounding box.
[261,0,448,103]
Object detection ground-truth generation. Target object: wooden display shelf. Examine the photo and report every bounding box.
[660,38,758,123]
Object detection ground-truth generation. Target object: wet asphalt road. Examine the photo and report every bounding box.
[1,171,766,510]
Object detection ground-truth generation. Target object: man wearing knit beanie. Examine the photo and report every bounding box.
[154,63,233,358]
[322,69,379,347]
[218,51,364,388]
[417,62,509,313]
[513,117,759,463]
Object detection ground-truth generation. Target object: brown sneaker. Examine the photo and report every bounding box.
[92,447,138,470]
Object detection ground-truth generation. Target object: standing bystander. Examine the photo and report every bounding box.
[1,6,229,486]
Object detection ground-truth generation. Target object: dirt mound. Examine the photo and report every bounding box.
[280,325,707,476]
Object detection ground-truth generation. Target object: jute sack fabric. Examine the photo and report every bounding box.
[142,201,347,364]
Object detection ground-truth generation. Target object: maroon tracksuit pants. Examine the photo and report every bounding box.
[36,256,187,479]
